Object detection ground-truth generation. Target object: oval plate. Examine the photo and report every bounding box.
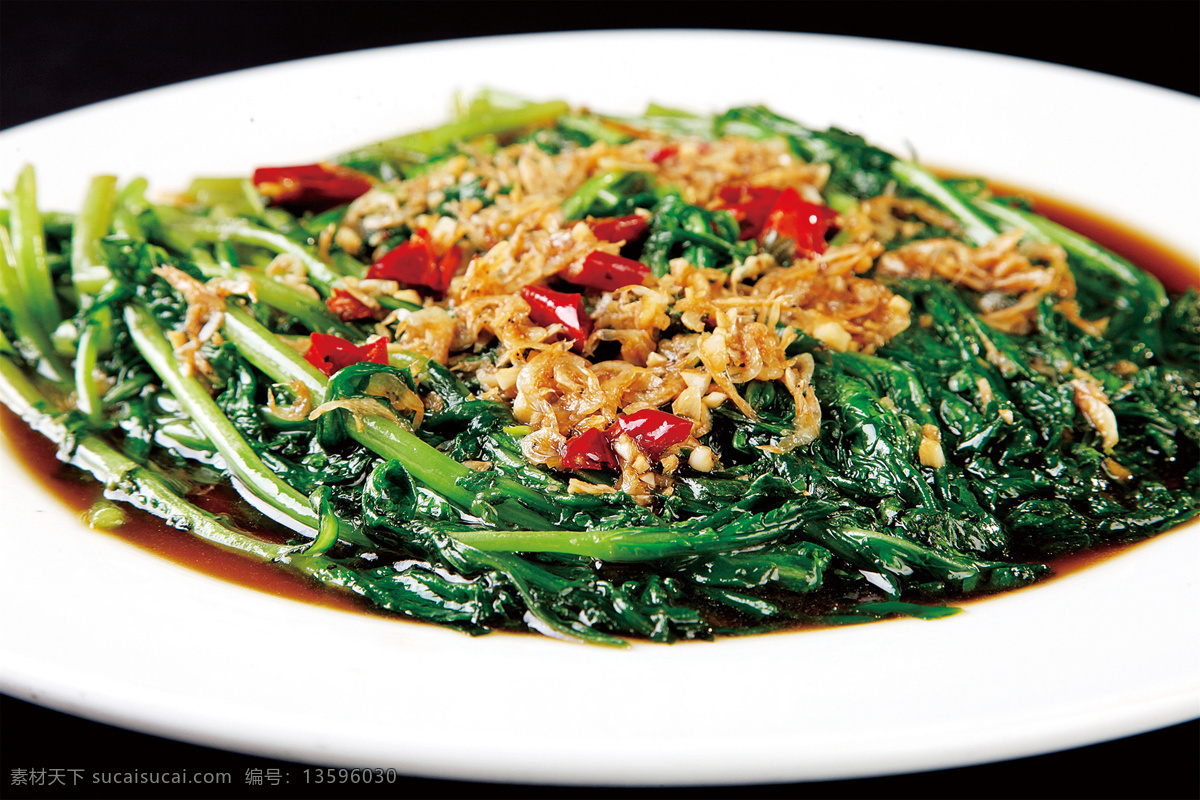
[1,30,1197,786]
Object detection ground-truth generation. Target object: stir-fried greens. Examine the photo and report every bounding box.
[1,92,1196,646]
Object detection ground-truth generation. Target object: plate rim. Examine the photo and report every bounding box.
[1,28,1197,787]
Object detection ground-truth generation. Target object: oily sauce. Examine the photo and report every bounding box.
[984,187,1199,583]
[0,405,368,616]
[1002,185,1199,294]
[1,187,1196,629]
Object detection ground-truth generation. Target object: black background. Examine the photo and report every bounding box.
[1,2,1198,799]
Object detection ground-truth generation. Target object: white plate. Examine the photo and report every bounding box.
[1,31,1197,786]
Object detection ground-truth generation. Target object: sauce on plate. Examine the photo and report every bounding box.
[2,185,1196,627]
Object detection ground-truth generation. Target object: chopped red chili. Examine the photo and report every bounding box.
[303,332,389,377]
[558,409,693,473]
[588,214,650,245]
[437,241,463,278]
[366,229,458,293]
[560,428,619,472]
[251,163,372,213]
[325,289,380,322]
[521,285,593,352]
[717,184,780,240]
[563,251,650,292]
[648,145,678,164]
[761,186,838,256]
[609,409,693,462]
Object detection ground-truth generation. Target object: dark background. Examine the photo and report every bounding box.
[2,2,1198,798]
[3,0,1199,130]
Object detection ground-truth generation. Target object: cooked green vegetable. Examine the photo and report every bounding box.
[1,95,1195,646]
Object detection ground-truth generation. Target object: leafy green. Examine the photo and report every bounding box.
[0,96,1194,646]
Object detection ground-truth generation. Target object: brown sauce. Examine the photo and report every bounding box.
[0,405,368,616]
[1,186,1196,633]
[994,183,1199,293]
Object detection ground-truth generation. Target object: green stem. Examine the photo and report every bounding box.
[712,106,999,246]
[336,100,570,165]
[446,525,705,561]
[0,225,69,382]
[124,303,318,532]
[220,305,557,529]
[0,353,292,560]
[74,320,103,423]
[971,196,1169,332]
[449,504,802,561]
[71,175,119,297]
[0,351,438,608]
[113,178,149,239]
[8,166,63,338]
[222,305,328,396]
[889,160,998,246]
[197,258,359,337]
[301,486,343,557]
[560,169,628,220]
[166,217,348,292]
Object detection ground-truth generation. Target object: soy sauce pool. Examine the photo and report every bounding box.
[1001,185,1199,294]
[2,187,1196,634]
[0,406,370,617]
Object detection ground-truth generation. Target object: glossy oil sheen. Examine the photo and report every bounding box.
[2,188,1196,627]
[0,406,368,616]
[1007,184,1199,292]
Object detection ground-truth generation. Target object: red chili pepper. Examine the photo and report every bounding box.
[761,187,838,256]
[588,214,650,245]
[648,145,678,164]
[325,289,379,322]
[521,285,593,352]
[366,229,459,293]
[717,184,780,241]
[562,251,650,292]
[437,241,462,278]
[304,332,389,377]
[251,163,373,213]
[560,427,618,472]
[609,409,693,462]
